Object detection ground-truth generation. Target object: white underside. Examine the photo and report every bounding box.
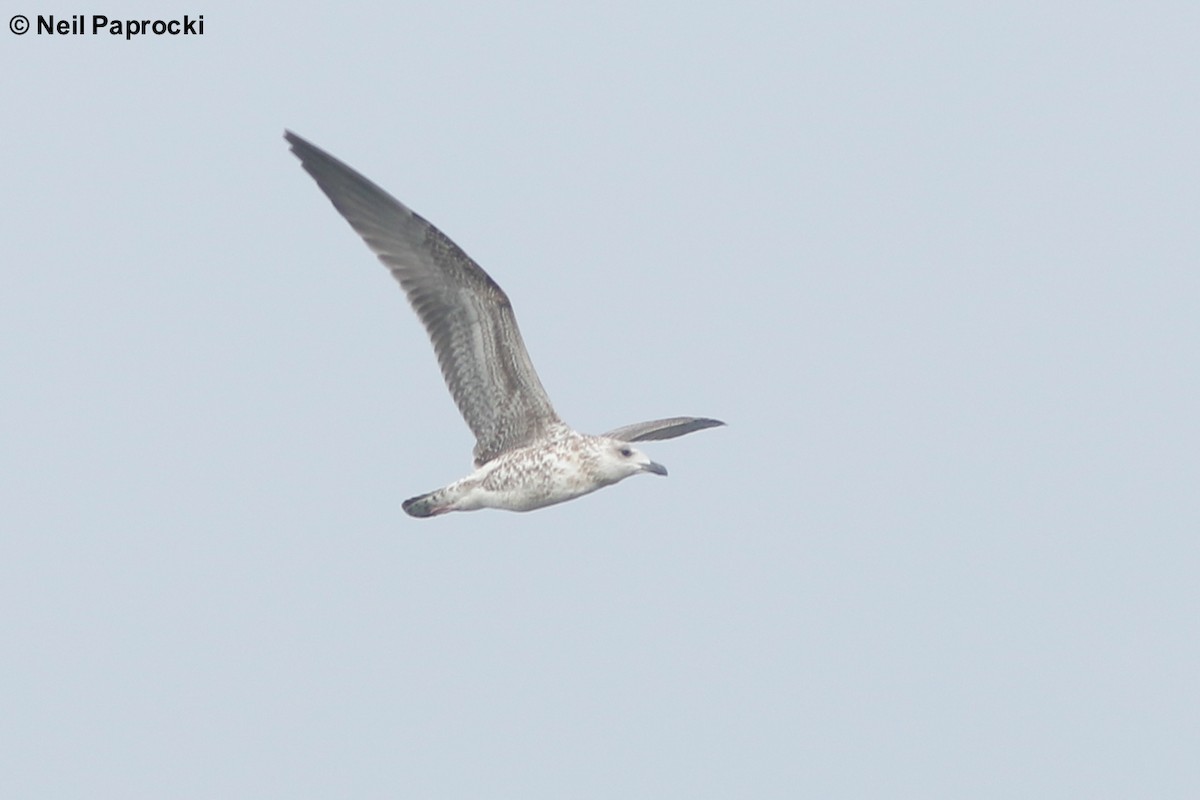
[442,452,609,513]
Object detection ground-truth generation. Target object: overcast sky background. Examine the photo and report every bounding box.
[3,2,1198,797]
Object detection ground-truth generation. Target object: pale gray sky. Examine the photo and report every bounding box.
[3,2,1198,797]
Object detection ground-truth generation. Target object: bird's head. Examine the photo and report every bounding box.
[594,438,668,484]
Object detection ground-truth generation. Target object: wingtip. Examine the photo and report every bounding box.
[602,416,728,443]
[283,129,314,157]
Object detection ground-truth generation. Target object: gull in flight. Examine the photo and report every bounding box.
[285,131,723,517]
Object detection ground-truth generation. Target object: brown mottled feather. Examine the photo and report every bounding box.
[285,131,561,466]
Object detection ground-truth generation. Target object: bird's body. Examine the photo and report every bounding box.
[402,423,667,516]
[285,131,722,517]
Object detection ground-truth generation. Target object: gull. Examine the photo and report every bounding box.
[285,131,723,517]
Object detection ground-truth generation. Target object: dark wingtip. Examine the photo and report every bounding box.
[646,417,726,441]
[283,130,330,167]
[602,416,728,443]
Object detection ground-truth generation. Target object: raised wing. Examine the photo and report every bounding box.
[603,416,725,442]
[286,131,561,465]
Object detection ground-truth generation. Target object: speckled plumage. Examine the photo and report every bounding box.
[285,132,723,517]
[401,424,667,516]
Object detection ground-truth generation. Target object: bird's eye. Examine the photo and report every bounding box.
[619,447,633,458]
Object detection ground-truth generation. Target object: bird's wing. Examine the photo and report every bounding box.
[286,131,561,465]
[603,417,725,442]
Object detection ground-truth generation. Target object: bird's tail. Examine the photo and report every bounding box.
[402,489,447,518]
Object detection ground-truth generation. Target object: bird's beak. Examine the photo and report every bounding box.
[643,461,668,477]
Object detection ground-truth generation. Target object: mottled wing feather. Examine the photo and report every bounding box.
[286,131,560,465]
[603,417,725,442]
